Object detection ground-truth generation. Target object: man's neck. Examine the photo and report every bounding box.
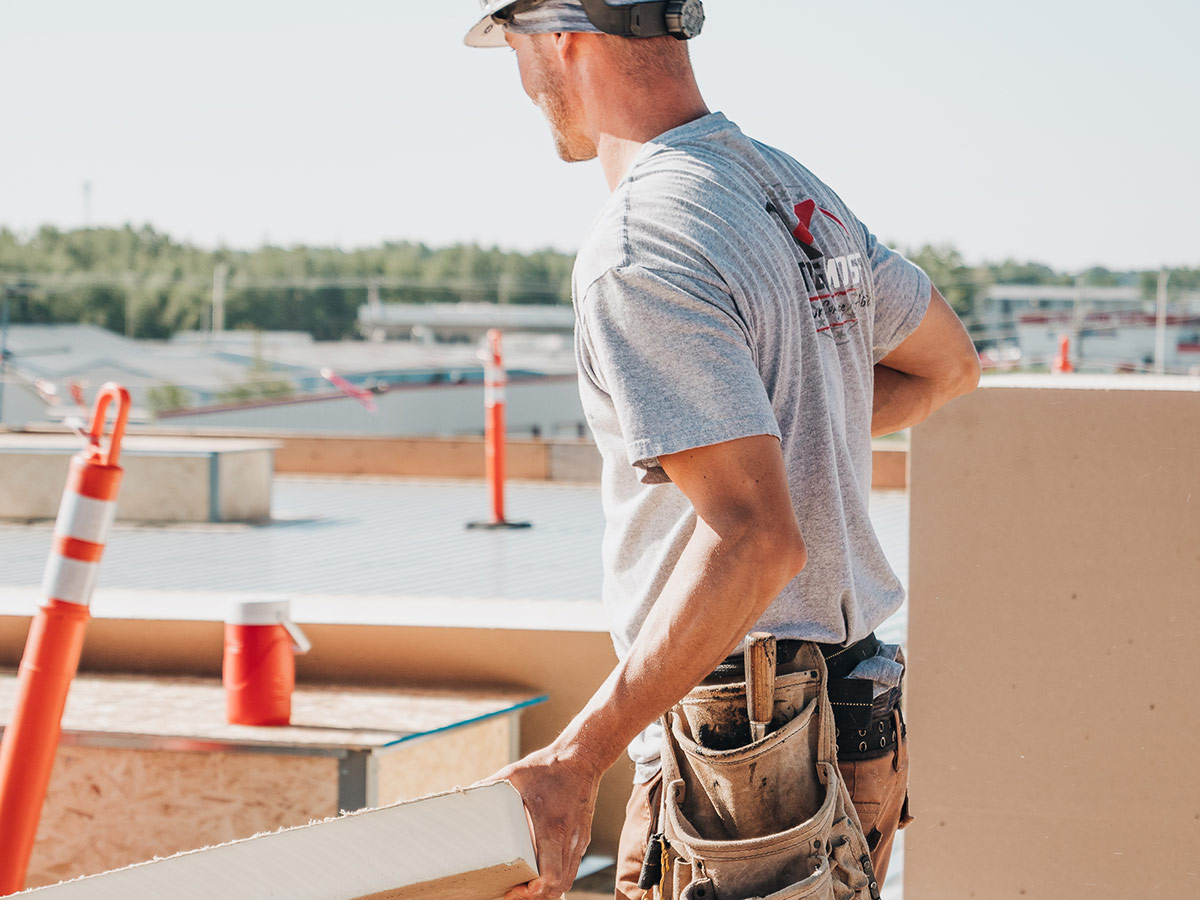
[589,91,710,191]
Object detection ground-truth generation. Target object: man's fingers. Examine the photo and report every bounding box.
[504,877,566,900]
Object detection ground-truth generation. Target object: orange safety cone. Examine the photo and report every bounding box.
[1052,334,1074,373]
[467,329,530,530]
[0,383,131,895]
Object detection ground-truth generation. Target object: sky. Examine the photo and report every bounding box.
[2,0,1198,272]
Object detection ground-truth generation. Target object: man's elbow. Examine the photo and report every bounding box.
[950,348,982,398]
[785,538,807,580]
[746,520,807,585]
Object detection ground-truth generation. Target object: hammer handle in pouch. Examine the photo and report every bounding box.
[745,632,776,740]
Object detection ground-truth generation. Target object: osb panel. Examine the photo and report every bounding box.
[26,745,338,889]
[356,861,538,900]
[377,716,514,805]
[0,673,536,752]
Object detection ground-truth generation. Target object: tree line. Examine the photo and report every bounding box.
[1,225,1194,341]
[0,225,575,340]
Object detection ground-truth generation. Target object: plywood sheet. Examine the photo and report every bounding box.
[377,716,513,805]
[26,745,337,889]
[18,783,537,900]
[0,673,538,751]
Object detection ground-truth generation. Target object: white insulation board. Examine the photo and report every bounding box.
[18,783,537,900]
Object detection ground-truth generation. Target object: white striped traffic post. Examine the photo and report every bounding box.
[0,383,130,895]
[467,329,529,530]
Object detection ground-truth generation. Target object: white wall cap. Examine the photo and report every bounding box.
[980,373,1200,392]
[226,598,292,626]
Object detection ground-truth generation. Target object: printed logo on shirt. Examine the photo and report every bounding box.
[768,198,871,344]
[791,199,849,247]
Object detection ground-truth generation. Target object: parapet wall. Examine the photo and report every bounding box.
[2,426,913,488]
[905,375,1200,898]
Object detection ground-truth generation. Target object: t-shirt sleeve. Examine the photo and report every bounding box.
[864,227,932,362]
[578,264,781,483]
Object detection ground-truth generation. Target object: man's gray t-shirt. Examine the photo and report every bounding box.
[572,113,930,781]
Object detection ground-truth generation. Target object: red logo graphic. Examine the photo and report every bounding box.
[792,200,850,246]
[792,200,816,245]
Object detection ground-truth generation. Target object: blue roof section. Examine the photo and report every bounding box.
[0,477,909,640]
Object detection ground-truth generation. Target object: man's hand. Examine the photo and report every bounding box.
[873,286,981,437]
[479,743,605,900]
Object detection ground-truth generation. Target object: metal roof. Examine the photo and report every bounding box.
[0,476,909,641]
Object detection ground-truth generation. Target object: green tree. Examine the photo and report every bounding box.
[147,383,191,415]
[906,244,988,320]
[987,259,1069,286]
[215,332,295,405]
[1140,267,1200,300]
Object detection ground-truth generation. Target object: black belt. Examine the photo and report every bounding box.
[835,704,904,761]
[710,632,881,681]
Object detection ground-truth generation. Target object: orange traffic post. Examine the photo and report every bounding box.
[0,383,131,895]
[467,329,530,531]
[1052,333,1074,373]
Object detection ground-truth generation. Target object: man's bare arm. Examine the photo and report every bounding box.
[489,434,806,900]
[873,286,981,437]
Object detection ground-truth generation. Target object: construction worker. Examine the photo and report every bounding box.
[465,2,981,898]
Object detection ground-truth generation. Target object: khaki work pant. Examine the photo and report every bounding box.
[614,707,912,900]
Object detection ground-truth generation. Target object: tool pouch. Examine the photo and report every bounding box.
[658,641,880,900]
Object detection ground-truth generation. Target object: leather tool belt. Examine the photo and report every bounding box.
[649,639,883,900]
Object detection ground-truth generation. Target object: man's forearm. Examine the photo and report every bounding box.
[872,287,982,438]
[872,363,935,437]
[489,435,804,900]
[872,353,981,438]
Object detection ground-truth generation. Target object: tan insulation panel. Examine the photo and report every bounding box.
[906,379,1200,899]
[270,435,548,480]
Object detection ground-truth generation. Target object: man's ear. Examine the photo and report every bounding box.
[551,30,580,62]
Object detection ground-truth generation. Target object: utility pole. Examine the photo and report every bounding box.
[0,285,10,425]
[1069,272,1089,370]
[124,273,136,338]
[212,263,229,338]
[1154,268,1170,375]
